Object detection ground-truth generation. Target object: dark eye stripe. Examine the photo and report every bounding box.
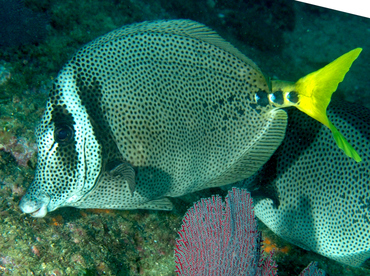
[75,73,114,153]
[50,103,79,171]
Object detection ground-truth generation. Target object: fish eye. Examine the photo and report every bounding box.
[54,125,74,145]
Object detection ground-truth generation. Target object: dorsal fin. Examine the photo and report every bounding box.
[86,19,262,74]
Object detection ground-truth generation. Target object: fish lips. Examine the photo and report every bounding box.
[19,193,51,218]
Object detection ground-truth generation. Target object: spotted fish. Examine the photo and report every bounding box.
[19,19,362,218]
[239,99,370,267]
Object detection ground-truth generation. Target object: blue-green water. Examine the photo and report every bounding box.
[0,1,369,275]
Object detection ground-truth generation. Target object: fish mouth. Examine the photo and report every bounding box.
[29,204,48,218]
[19,195,50,218]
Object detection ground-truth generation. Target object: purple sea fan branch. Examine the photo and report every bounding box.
[174,187,277,276]
[175,195,225,274]
[299,262,325,276]
[260,251,278,276]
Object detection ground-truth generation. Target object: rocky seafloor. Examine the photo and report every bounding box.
[0,0,369,275]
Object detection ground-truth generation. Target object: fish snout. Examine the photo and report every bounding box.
[19,193,50,218]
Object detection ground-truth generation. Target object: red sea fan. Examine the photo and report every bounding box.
[174,188,326,276]
[174,187,277,276]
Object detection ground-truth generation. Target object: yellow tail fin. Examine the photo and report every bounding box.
[295,48,362,162]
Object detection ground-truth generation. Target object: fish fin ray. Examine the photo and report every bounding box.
[176,21,262,72]
[329,121,362,162]
[294,48,362,162]
[111,19,263,73]
[136,198,173,211]
[202,109,287,189]
[108,161,136,195]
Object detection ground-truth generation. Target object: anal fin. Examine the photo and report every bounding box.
[136,198,173,211]
[202,109,287,189]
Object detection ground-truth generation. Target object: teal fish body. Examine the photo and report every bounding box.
[242,99,370,267]
[20,20,288,217]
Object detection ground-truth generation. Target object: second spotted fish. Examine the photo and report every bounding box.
[20,19,362,217]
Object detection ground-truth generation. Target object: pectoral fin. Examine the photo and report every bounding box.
[108,161,136,195]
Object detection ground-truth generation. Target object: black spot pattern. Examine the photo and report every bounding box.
[24,20,287,212]
[251,99,370,267]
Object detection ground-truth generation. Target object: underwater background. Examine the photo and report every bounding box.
[0,0,369,275]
